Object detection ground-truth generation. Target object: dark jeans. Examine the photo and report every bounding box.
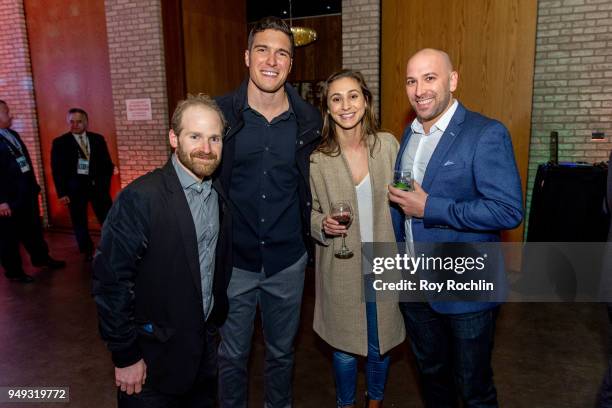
[68,187,112,253]
[118,325,218,408]
[400,302,499,408]
[333,302,390,407]
[0,198,49,276]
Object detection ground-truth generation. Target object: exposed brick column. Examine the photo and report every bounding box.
[104,0,170,187]
[527,0,612,225]
[342,0,380,115]
[0,0,48,223]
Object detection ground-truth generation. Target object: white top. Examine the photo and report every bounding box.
[355,173,373,243]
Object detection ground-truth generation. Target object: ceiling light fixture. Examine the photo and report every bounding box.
[288,0,317,47]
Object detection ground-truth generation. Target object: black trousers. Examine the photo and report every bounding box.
[0,197,49,276]
[117,325,218,408]
[67,187,112,253]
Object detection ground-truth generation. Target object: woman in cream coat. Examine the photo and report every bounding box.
[310,69,405,408]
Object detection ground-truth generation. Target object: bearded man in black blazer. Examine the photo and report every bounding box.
[51,108,114,259]
[93,94,232,408]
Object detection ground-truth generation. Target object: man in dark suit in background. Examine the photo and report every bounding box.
[0,100,65,283]
[51,108,114,260]
[93,94,232,407]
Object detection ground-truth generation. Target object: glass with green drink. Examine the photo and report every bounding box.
[393,169,414,191]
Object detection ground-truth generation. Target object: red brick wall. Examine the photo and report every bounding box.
[0,0,48,222]
[104,0,170,187]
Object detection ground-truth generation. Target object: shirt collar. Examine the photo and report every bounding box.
[171,154,212,195]
[411,99,459,135]
[72,131,87,139]
[243,95,295,122]
[0,128,19,146]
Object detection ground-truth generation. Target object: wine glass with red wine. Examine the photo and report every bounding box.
[330,200,354,259]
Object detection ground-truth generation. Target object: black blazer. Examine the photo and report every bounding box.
[92,160,232,394]
[50,131,114,197]
[0,129,40,210]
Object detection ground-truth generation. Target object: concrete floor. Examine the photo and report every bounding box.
[0,231,608,407]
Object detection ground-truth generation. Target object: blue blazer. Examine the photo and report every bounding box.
[391,102,523,314]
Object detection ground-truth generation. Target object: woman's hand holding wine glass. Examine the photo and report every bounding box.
[322,215,348,236]
[326,201,354,259]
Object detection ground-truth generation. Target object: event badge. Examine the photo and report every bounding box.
[77,158,90,175]
[16,156,30,173]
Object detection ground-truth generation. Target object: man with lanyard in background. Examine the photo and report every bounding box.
[51,108,114,261]
[0,99,65,283]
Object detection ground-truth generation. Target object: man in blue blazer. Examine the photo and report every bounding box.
[388,49,523,407]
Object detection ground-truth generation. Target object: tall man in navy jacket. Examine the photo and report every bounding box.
[388,49,523,407]
[215,17,321,408]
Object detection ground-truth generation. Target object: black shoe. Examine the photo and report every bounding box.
[5,273,35,283]
[33,257,66,269]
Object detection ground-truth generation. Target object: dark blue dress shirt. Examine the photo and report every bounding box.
[229,102,305,275]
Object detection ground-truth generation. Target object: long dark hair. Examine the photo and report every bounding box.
[317,69,380,157]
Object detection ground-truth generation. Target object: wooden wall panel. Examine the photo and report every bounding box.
[287,15,342,82]
[381,0,538,242]
[162,0,187,116]
[182,0,247,97]
[24,0,119,229]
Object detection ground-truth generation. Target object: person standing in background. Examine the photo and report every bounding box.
[51,108,114,260]
[0,99,65,283]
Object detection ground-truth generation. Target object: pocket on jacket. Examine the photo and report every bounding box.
[137,322,176,343]
[438,161,465,172]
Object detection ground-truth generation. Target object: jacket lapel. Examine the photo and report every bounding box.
[367,139,383,242]
[213,177,228,205]
[421,103,466,191]
[162,160,202,294]
[395,126,413,171]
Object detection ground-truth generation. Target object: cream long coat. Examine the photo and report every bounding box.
[310,132,405,356]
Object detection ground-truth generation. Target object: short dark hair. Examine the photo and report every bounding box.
[247,16,294,56]
[171,93,226,136]
[68,108,88,121]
